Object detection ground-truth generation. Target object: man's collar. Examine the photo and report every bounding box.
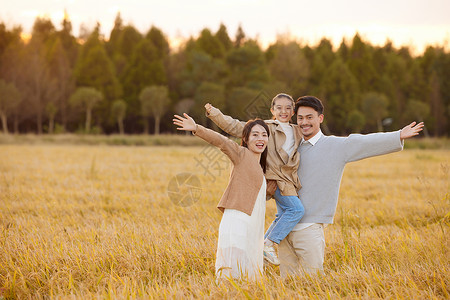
[302,130,323,145]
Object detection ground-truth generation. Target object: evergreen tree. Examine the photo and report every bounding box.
[307,38,336,97]
[421,47,450,135]
[167,48,187,100]
[316,38,335,66]
[429,70,445,136]
[122,39,167,118]
[319,57,359,133]
[0,22,22,59]
[74,27,121,126]
[268,41,309,96]
[178,43,226,101]
[57,10,78,67]
[146,26,170,60]
[107,12,124,56]
[371,43,392,92]
[226,41,269,90]
[118,25,143,61]
[31,16,56,44]
[383,51,409,128]
[196,28,225,59]
[337,38,349,62]
[215,24,233,51]
[347,33,377,93]
[234,25,246,48]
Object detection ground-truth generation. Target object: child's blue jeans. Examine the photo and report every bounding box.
[264,187,304,244]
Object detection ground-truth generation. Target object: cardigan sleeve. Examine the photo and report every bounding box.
[206,107,246,138]
[193,125,244,164]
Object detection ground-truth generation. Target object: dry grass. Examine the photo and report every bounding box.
[0,144,448,299]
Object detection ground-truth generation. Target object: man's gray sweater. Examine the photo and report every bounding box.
[296,130,404,224]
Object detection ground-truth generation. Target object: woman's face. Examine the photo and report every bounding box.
[271,97,295,123]
[246,124,269,154]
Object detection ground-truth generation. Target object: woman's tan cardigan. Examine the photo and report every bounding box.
[194,125,264,216]
[206,107,302,196]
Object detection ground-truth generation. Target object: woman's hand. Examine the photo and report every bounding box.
[173,113,197,132]
[400,121,424,140]
[204,103,214,115]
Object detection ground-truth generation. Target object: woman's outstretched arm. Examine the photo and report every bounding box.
[173,113,198,132]
[173,113,243,164]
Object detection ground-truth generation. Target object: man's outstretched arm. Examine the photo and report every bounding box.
[343,121,424,163]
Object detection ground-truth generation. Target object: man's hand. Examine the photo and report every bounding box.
[205,103,214,115]
[266,180,277,196]
[400,121,424,140]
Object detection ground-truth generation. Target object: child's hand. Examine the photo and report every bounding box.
[173,113,197,132]
[205,103,214,115]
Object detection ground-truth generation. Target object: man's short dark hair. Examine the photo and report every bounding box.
[295,96,324,115]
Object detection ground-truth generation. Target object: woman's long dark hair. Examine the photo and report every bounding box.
[241,119,270,173]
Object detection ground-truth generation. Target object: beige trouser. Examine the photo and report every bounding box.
[279,223,325,277]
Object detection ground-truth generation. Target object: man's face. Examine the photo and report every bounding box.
[296,106,324,140]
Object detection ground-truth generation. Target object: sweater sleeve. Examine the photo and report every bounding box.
[343,130,404,163]
[193,125,244,164]
[206,107,246,138]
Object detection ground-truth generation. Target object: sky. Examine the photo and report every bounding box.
[1,0,449,54]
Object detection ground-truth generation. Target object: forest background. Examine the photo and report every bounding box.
[0,13,449,137]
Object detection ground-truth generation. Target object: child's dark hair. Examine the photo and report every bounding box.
[241,119,270,173]
[271,93,295,108]
[294,96,324,115]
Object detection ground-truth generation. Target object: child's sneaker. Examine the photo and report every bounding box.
[263,244,280,266]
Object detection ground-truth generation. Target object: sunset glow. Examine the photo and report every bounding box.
[1,0,449,54]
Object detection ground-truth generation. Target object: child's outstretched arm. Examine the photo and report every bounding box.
[204,103,246,138]
[173,113,243,164]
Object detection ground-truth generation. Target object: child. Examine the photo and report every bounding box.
[205,93,304,266]
[173,113,270,280]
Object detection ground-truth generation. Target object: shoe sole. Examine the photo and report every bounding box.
[263,254,280,266]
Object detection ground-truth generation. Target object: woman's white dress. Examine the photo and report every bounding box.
[215,178,266,281]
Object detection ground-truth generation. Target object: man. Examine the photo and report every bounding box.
[267,95,424,277]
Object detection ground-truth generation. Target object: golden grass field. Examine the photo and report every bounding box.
[0,140,449,299]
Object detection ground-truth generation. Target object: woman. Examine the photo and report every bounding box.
[173,113,270,281]
[205,93,304,266]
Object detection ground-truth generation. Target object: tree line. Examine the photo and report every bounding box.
[0,13,448,136]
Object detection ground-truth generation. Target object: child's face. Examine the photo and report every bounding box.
[270,97,294,123]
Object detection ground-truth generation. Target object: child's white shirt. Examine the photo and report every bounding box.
[275,120,295,157]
